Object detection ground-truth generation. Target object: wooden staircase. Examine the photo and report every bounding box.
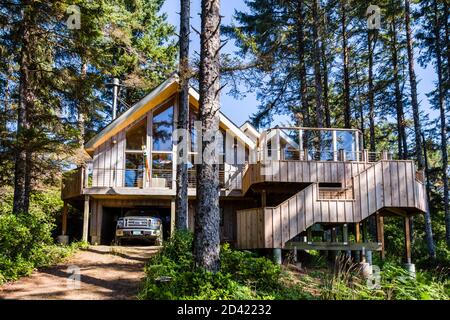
[236,160,427,249]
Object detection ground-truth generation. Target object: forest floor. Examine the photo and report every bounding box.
[0,245,158,300]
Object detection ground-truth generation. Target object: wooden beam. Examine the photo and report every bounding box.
[62,201,68,236]
[261,190,267,207]
[82,195,90,242]
[355,223,361,243]
[404,216,412,264]
[376,213,385,260]
[170,198,176,236]
[285,241,382,251]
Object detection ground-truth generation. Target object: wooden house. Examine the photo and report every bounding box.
[61,74,427,264]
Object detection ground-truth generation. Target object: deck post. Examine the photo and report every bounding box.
[404,216,412,264]
[376,213,385,260]
[170,198,176,236]
[62,201,68,235]
[261,190,267,207]
[354,223,361,262]
[343,224,351,258]
[82,195,90,243]
[403,215,416,276]
[57,201,69,245]
[381,150,388,160]
[273,248,282,265]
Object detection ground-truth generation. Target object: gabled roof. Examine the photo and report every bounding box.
[240,121,260,140]
[85,74,255,155]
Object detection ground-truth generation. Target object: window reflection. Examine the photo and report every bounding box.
[125,153,144,187]
[152,103,173,151]
[126,118,146,150]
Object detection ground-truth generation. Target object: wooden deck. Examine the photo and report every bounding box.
[236,160,427,249]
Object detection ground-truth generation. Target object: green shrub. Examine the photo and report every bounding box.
[320,259,449,300]
[139,231,313,300]
[0,188,83,284]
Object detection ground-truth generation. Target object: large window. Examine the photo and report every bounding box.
[126,118,146,150]
[125,118,147,187]
[152,102,173,151]
[151,101,174,188]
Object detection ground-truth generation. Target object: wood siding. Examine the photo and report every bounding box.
[237,160,427,249]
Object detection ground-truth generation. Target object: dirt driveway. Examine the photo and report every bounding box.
[0,246,158,300]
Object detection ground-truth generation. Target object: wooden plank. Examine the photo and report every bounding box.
[297,192,304,233]
[345,201,354,222]
[337,201,345,222]
[288,161,296,182]
[288,196,297,239]
[302,162,310,182]
[258,209,264,248]
[398,162,407,207]
[281,201,289,246]
[280,161,288,181]
[284,242,382,251]
[391,162,400,206]
[295,162,302,182]
[368,165,376,214]
[359,172,368,220]
[273,207,282,248]
[375,163,383,210]
[317,162,324,182]
[382,161,392,207]
[406,162,415,207]
[328,200,337,222]
[264,208,273,248]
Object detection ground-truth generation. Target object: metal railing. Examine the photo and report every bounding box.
[259,148,391,163]
[82,168,234,189]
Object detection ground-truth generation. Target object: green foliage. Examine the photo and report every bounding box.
[321,259,450,300]
[0,188,85,283]
[139,231,313,300]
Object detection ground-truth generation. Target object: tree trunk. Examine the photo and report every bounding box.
[321,21,331,128]
[422,132,436,258]
[175,0,190,231]
[404,0,424,169]
[297,0,310,128]
[341,0,351,128]
[194,0,221,272]
[432,0,449,247]
[13,3,33,214]
[390,19,408,159]
[312,0,323,128]
[368,31,376,152]
[78,61,87,147]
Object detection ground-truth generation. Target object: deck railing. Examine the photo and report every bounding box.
[260,148,392,163]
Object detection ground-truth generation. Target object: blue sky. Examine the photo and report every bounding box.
[161,0,438,128]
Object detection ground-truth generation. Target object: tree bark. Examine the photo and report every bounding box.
[368,31,376,152]
[13,3,34,214]
[175,0,190,231]
[422,132,436,258]
[194,0,221,272]
[404,0,425,169]
[78,61,87,147]
[312,0,323,128]
[432,0,449,247]
[341,0,351,128]
[390,19,408,159]
[296,0,310,128]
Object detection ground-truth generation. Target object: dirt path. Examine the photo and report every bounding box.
[0,246,158,300]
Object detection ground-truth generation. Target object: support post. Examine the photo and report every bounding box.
[82,195,90,243]
[62,201,68,236]
[404,216,412,264]
[261,190,267,207]
[57,201,69,245]
[273,248,282,265]
[170,198,176,236]
[355,223,361,262]
[343,224,351,258]
[376,213,385,260]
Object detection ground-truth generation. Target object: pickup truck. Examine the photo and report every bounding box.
[115,211,163,245]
